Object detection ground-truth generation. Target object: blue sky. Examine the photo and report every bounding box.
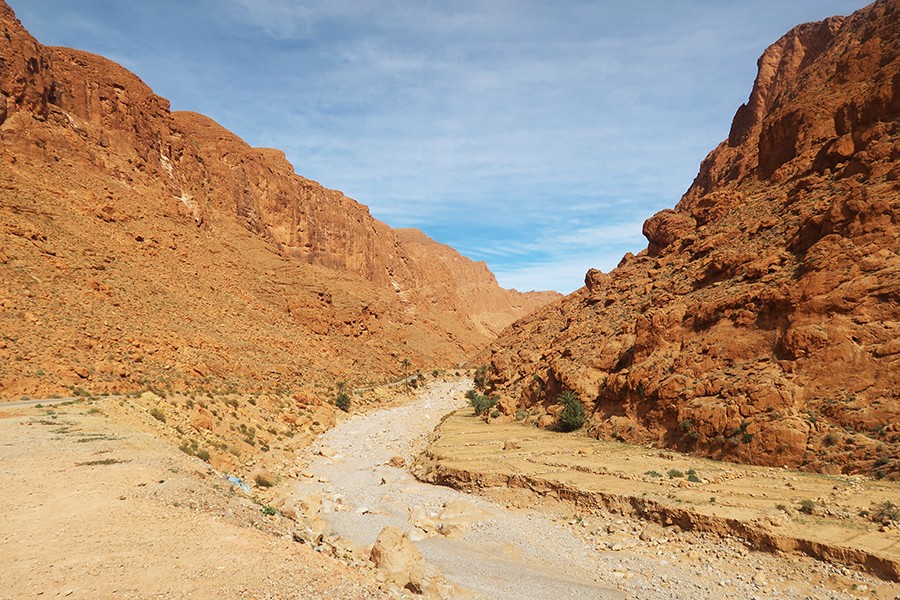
[14,1,870,293]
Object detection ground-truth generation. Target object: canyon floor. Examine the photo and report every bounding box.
[1,380,898,599]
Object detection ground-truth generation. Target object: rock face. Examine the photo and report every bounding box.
[487,0,899,477]
[0,1,558,399]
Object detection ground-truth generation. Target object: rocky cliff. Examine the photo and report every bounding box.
[487,0,899,477]
[0,1,557,399]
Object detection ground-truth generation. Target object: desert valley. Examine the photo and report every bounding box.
[1,0,898,598]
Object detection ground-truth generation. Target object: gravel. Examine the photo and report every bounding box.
[295,379,887,600]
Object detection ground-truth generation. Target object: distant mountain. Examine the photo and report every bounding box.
[0,0,559,399]
[486,0,899,477]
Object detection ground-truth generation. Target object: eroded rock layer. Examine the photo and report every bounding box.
[0,1,558,399]
[487,0,899,476]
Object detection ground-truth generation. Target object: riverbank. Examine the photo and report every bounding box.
[414,406,900,597]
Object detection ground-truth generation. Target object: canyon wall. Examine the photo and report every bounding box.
[487,0,899,476]
[0,1,558,399]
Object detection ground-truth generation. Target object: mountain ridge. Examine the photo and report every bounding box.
[0,1,559,400]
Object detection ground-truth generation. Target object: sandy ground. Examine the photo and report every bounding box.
[420,411,900,568]
[0,401,388,600]
[296,379,900,600]
[3,380,898,600]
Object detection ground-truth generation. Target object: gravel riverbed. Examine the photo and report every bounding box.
[295,379,891,600]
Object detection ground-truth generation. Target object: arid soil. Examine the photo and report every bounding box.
[486,0,900,476]
[2,379,898,599]
[0,400,388,599]
[416,408,900,583]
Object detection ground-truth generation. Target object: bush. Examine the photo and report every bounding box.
[823,431,840,446]
[195,449,210,462]
[335,392,351,412]
[255,473,275,488]
[667,469,684,479]
[645,470,663,478]
[469,393,497,416]
[557,390,586,432]
[872,501,899,523]
[149,407,166,423]
[473,365,490,391]
[798,499,816,514]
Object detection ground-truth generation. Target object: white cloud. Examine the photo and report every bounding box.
[17,0,874,294]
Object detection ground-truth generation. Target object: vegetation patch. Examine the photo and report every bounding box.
[557,390,586,432]
[467,390,497,417]
[76,458,130,466]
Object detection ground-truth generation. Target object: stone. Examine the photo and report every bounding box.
[369,526,424,588]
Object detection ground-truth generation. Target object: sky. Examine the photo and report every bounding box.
[13,1,871,293]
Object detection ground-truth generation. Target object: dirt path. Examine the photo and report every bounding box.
[295,379,897,600]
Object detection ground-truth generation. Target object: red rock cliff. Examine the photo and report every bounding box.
[0,1,557,399]
[487,0,900,477]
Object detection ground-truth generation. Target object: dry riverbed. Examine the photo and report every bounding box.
[295,379,900,599]
[3,380,898,599]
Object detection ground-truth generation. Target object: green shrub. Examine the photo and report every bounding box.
[872,501,899,522]
[473,365,490,391]
[195,449,210,462]
[823,431,840,446]
[557,390,586,432]
[335,392,351,412]
[469,393,497,416]
[645,470,663,478]
[667,469,684,479]
[687,469,701,483]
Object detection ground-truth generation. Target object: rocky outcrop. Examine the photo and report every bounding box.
[486,0,900,477]
[0,1,556,399]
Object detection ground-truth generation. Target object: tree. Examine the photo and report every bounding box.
[557,390,586,432]
[473,364,490,391]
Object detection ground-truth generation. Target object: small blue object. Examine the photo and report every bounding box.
[225,474,251,493]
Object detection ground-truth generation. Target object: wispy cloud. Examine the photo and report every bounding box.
[14,0,874,293]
